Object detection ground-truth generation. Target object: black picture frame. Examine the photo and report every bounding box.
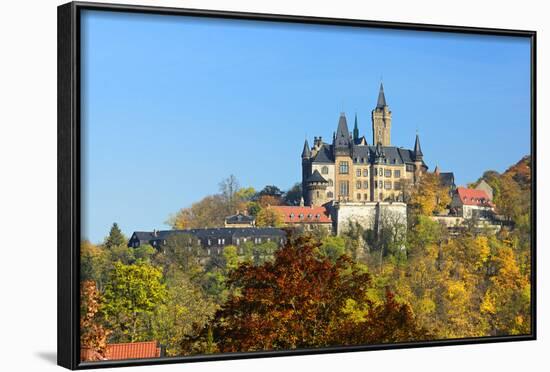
[58,1,537,370]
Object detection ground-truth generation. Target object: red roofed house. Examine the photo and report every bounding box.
[451,187,495,219]
[81,341,163,362]
[270,205,333,232]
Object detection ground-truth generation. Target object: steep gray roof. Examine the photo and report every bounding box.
[414,134,423,158]
[311,144,334,163]
[307,169,328,184]
[301,139,311,158]
[311,143,421,166]
[376,83,387,108]
[334,113,351,148]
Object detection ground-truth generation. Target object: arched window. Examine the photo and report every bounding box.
[327,191,334,198]
[321,166,329,174]
[328,179,334,186]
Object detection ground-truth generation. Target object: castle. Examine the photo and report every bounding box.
[301,83,428,206]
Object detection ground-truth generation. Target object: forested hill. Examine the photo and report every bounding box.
[473,155,531,221]
[503,155,531,191]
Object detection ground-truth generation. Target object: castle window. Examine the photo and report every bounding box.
[379,181,383,188]
[356,169,361,177]
[363,180,369,189]
[364,193,368,200]
[328,179,333,186]
[385,169,392,177]
[236,238,240,245]
[290,213,295,219]
[354,157,358,163]
[357,193,361,200]
[385,181,392,190]
[394,181,401,190]
[392,158,397,164]
[208,239,212,246]
[321,166,329,174]
[339,161,349,174]
[406,164,414,172]
[360,157,364,163]
[316,191,320,198]
[327,191,334,198]
[363,169,368,177]
[339,181,349,196]
[379,168,383,176]
[394,170,401,178]
[307,214,313,219]
[356,181,361,189]
[299,213,304,219]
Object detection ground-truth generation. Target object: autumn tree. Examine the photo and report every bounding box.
[102,261,167,342]
[80,280,110,361]
[256,207,284,227]
[195,235,427,353]
[409,172,451,217]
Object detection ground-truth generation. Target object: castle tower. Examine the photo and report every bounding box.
[333,113,353,202]
[301,139,312,203]
[371,83,392,146]
[306,170,329,206]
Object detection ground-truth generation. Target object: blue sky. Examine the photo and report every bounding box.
[81,10,531,243]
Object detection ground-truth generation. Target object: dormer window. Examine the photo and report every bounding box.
[299,213,304,219]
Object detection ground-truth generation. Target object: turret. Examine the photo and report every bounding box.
[306,170,329,206]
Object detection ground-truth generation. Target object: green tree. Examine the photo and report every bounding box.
[102,261,168,342]
[318,235,346,262]
[104,222,126,249]
[283,183,302,206]
[150,269,217,356]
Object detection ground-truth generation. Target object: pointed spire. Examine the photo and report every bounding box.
[335,113,351,147]
[301,139,311,159]
[353,113,359,141]
[414,133,423,160]
[376,82,387,108]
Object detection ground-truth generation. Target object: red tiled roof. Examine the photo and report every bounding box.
[106,341,161,360]
[81,341,161,361]
[456,187,494,207]
[270,205,332,224]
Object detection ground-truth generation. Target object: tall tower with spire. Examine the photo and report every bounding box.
[371,83,392,146]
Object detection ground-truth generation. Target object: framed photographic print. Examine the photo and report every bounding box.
[57,1,536,369]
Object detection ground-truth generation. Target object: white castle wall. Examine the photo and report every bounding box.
[333,201,407,235]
